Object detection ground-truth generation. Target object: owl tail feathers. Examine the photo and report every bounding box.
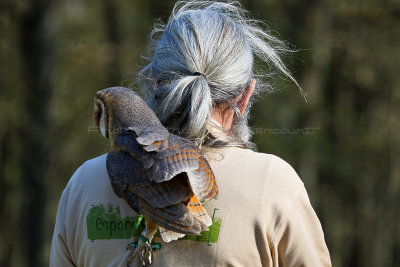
[187,195,213,228]
[159,227,185,243]
[139,200,209,236]
[159,195,212,243]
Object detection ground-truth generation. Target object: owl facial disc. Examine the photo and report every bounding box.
[94,99,109,138]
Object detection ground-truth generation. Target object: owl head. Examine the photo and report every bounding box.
[93,87,137,139]
[93,86,162,142]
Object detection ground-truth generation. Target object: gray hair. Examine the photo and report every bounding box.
[138,1,304,149]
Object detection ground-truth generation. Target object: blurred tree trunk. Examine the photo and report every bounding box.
[0,131,11,267]
[102,0,121,85]
[17,0,53,265]
[148,0,172,20]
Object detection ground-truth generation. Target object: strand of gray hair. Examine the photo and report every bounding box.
[136,0,304,149]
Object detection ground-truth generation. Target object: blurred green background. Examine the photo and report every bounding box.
[0,0,399,266]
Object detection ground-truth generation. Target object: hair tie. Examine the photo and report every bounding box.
[193,72,207,80]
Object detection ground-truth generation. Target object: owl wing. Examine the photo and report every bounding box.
[143,134,218,202]
[106,150,209,234]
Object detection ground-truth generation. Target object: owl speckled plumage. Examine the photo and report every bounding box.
[93,87,218,265]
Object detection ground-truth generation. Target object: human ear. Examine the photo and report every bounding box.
[238,79,256,114]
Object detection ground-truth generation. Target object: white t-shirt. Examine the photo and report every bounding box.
[50,146,331,266]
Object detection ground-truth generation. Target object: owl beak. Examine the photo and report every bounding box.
[94,99,109,139]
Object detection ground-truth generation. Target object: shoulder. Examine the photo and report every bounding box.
[248,149,305,207]
[63,154,109,202]
[74,153,107,175]
[69,154,108,185]
[220,147,304,189]
[207,146,305,207]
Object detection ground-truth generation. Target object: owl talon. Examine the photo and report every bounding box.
[127,236,153,266]
[141,240,153,266]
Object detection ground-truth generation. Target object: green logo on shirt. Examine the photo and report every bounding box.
[86,204,221,244]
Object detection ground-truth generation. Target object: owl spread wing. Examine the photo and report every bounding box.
[106,150,210,234]
[114,132,218,202]
[143,134,218,202]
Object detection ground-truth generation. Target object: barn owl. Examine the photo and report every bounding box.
[93,87,218,265]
